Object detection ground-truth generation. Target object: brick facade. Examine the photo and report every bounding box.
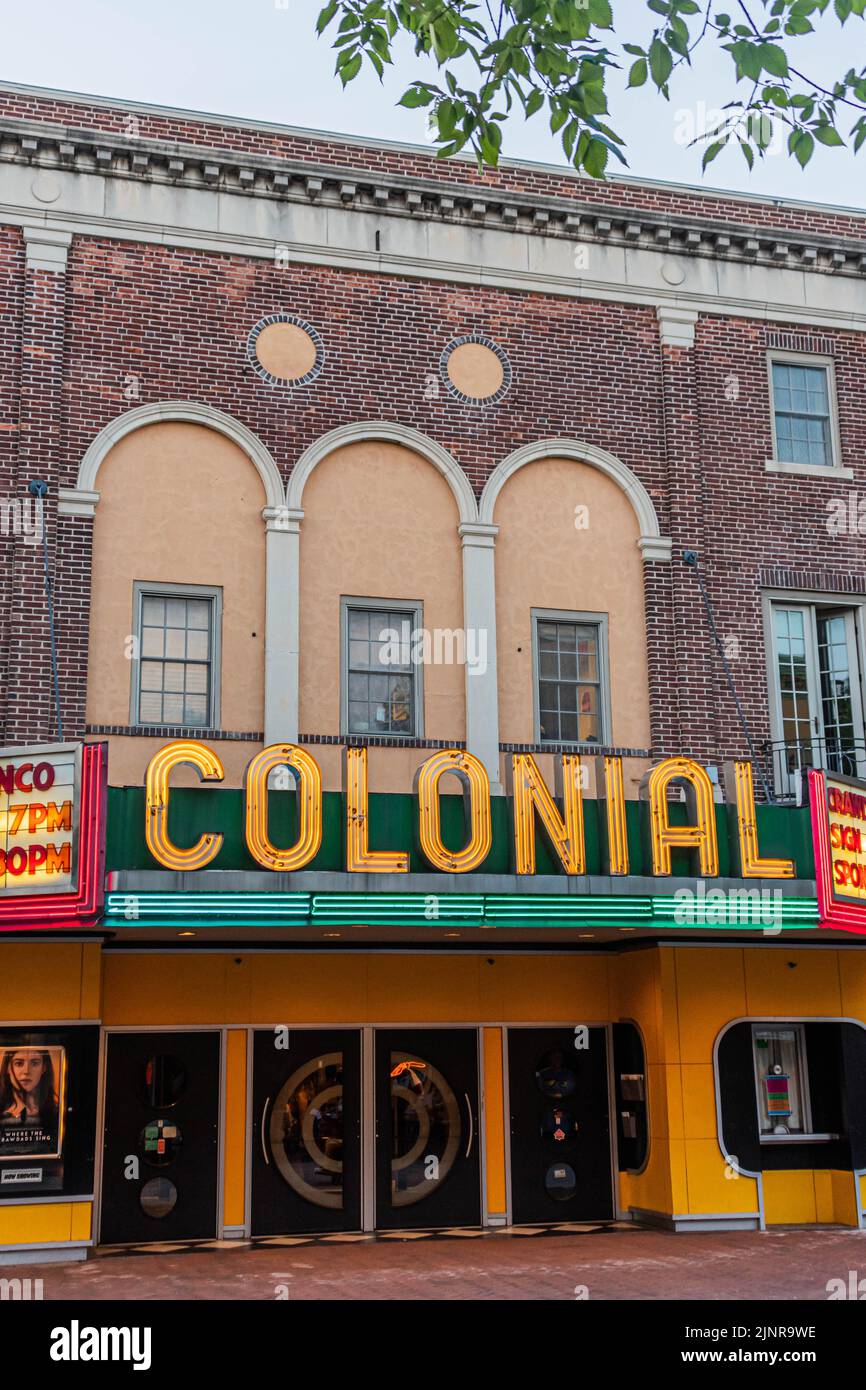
[0,86,864,776]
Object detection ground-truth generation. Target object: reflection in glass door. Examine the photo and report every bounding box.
[250,1030,361,1236]
[770,603,865,796]
[375,1029,480,1231]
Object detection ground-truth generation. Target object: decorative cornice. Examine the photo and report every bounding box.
[2,115,865,281]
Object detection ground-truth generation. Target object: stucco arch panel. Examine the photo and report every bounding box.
[298,439,466,744]
[86,420,267,783]
[493,455,652,750]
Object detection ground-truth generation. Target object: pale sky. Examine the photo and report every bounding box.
[2,0,865,208]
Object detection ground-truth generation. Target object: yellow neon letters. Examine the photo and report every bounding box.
[415,749,492,873]
[245,744,323,872]
[145,740,225,871]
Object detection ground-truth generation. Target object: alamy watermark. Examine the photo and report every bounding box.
[377,624,488,676]
[673,882,784,932]
[0,495,43,546]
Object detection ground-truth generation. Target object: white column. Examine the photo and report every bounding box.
[459,521,503,795]
[263,506,304,745]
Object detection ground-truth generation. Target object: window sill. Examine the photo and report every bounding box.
[759,1133,840,1145]
[765,459,853,480]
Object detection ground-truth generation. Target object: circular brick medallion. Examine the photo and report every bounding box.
[247,315,324,386]
[440,335,511,405]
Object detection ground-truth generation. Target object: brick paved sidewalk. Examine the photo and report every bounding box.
[7,1226,866,1300]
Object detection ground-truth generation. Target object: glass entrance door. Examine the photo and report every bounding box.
[374,1029,481,1231]
[770,604,865,796]
[250,1029,361,1236]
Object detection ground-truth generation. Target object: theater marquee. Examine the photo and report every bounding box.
[0,742,107,929]
[810,768,866,936]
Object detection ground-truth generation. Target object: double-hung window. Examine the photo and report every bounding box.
[342,598,422,738]
[767,353,844,476]
[533,609,609,745]
[132,582,220,728]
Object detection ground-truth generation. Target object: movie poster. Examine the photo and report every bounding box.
[0,1044,66,1160]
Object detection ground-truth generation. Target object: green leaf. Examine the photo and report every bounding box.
[338,52,362,84]
[793,129,815,167]
[738,139,755,168]
[649,37,674,88]
[814,122,844,145]
[759,42,789,78]
[582,138,609,177]
[702,138,726,169]
[398,85,435,108]
[315,0,339,35]
[627,58,648,88]
[525,88,544,117]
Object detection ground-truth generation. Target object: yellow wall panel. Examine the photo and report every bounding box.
[830,1171,859,1227]
[102,954,229,1024]
[223,1030,247,1228]
[0,1203,74,1245]
[493,953,611,1022]
[674,949,747,1063]
[482,1028,507,1217]
[685,1139,757,1215]
[249,953,366,1023]
[69,1203,93,1241]
[367,955,482,1023]
[680,1064,718,1141]
[0,943,93,1021]
[611,949,661,1061]
[668,1137,689,1213]
[80,944,102,1018]
[657,948,680,1065]
[837,953,866,1022]
[763,1169,817,1225]
[744,949,842,1017]
[662,1063,685,1143]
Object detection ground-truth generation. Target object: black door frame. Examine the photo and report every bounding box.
[96,1025,224,1247]
[503,1021,621,1226]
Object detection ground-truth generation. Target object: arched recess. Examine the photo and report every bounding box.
[287,420,478,524]
[479,438,671,561]
[60,400,285,515]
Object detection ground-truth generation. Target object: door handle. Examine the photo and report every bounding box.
[260,1096,271,1165]
[464,1093,474,1159]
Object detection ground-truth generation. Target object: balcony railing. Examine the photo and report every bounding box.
[763,736,866,802]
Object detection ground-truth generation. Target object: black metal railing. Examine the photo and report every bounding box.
[763,737,866,801]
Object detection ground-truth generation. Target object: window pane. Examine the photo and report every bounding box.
[185,664,208,695]
[140,626,164,658]
[165,628,185,659]
[141,596,165,625]
[139,690,162,723]
[186,601,210,630]
[186,629,209,662]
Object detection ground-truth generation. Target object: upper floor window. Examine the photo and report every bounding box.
[767,353,844,476]
[766,597,865,797]
[533,609,609,745]
[132,582,220,728]
[341,598,422,738]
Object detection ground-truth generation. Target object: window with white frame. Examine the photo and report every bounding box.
[766,598,865,796]
[769,356,837,469]
[342,599,422,738]
[132,583,220,728]
[533,610,609,745]
[752,1025,811,1138]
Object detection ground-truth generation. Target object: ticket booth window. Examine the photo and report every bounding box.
[752,1025,810,1139]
